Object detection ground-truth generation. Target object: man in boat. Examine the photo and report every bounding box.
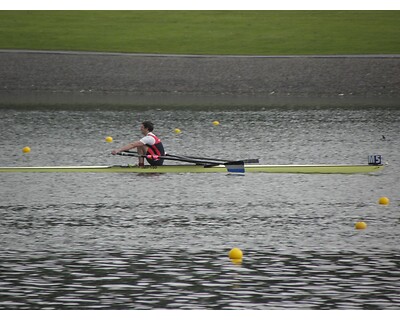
[111,121,165,166]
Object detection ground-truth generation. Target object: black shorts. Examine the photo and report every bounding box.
[146,158,164,166]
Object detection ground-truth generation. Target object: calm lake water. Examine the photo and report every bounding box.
[0,106,399,310]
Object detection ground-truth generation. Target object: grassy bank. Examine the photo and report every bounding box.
[0,11,399,55]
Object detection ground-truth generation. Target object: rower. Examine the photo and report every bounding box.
[111,121,165,166]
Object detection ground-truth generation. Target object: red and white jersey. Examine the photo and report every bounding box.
[140,132,165,159]
[140,132,159,146]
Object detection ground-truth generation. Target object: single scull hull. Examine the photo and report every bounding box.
[0,164,384,174]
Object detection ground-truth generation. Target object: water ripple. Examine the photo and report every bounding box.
[1,107,400,309]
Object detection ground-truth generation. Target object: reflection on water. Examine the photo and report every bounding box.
[1,247,399,309]
[0,106,399,309]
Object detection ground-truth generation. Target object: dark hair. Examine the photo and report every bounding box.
[142,121,154,132]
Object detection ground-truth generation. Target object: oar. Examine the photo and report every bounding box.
[167,153,231,162]
[116,151,247,173]
[117,152,223,165]
[120,151,259,165]
[167,153,259,164]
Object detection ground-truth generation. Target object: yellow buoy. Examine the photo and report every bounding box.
[174,128,181,134]
[212,120,220,126]
[229,247,243,260]
[378,197,390,205]
[22,146,31,153]
[355,221,367,230]
[105,136,113,143]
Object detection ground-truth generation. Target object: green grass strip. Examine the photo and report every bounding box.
[1,11,399,55]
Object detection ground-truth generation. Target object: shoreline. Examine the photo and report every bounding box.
[2,91,399,110]
[1,50,399,108]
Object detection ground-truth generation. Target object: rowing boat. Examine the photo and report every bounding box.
[0,163,384,174]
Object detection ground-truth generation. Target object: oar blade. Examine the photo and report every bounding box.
[225,161,245,174]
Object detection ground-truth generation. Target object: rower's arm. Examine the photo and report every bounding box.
[112,140,145,154]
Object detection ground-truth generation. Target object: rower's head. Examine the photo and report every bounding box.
[141,121,154,134]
